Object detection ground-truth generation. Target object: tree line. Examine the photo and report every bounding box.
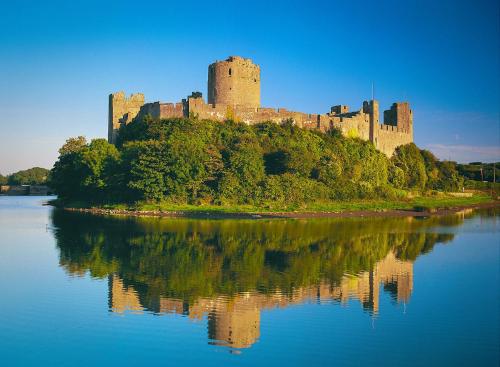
[0,167,50,186]
[457,162,499,182]
[50,117,465,207]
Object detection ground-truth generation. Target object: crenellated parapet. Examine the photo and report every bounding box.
[330,105,349,114]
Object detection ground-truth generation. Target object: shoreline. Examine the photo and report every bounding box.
[61,201,500,220]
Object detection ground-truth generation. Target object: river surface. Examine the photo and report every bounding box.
[0,196,498,366]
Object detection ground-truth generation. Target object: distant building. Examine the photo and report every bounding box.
[108,56,413,157]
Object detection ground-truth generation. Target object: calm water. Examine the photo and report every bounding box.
[0,196,498,366]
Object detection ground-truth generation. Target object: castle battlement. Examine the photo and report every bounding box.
[108,56,413,156]
[379,123,410,133]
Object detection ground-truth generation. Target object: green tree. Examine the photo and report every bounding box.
[220,134,265,204]
[388,164,405,189]
[78,139,119,200]
[436,160,463,192]
[392,143,427,190]
[0,173,8,185]
[50,137,119,202]
[50,137,88,200]
[313,151,343,185]
[420,150,463,191]
[7,167,50,185]
[58,136,87,155]
[122,140,168,202]
[420,149,440,189]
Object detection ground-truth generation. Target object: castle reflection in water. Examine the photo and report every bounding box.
[51,209,479,350]
[109,251,413,349]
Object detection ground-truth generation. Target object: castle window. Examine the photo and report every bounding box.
[254,79,257,82]
[229,68,232,76]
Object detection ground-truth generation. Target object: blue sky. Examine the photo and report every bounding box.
[0,0,498,173]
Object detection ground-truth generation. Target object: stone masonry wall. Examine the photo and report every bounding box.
[375,124,413,157]
[108,92,145,143]
[329,112,371,140]
[135,101,184,121]
[383,102,412,133]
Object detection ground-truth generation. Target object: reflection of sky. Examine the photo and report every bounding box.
[0,197,498,366]
[0,0,499,173]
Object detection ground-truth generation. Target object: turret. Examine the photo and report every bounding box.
[363,100,379,145]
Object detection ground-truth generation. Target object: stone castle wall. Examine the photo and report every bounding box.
[329,111,371,140]
[134,101,184,122]
[108,92,145,143]
[375,124,413,157]
[108,56,413,157]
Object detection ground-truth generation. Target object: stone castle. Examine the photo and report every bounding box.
[108,56,413,156]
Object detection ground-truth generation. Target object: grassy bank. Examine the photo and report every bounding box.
[54,193,496,214]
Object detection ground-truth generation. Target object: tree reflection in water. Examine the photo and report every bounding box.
[51,210,469,349]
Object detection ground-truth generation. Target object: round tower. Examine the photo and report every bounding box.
[207,56,260,108]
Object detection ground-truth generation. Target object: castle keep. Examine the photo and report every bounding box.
[108,56,413,156]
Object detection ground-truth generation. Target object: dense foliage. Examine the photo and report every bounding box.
[1,167,50,185]
[50,118,465,206]
[50,136,119,202]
